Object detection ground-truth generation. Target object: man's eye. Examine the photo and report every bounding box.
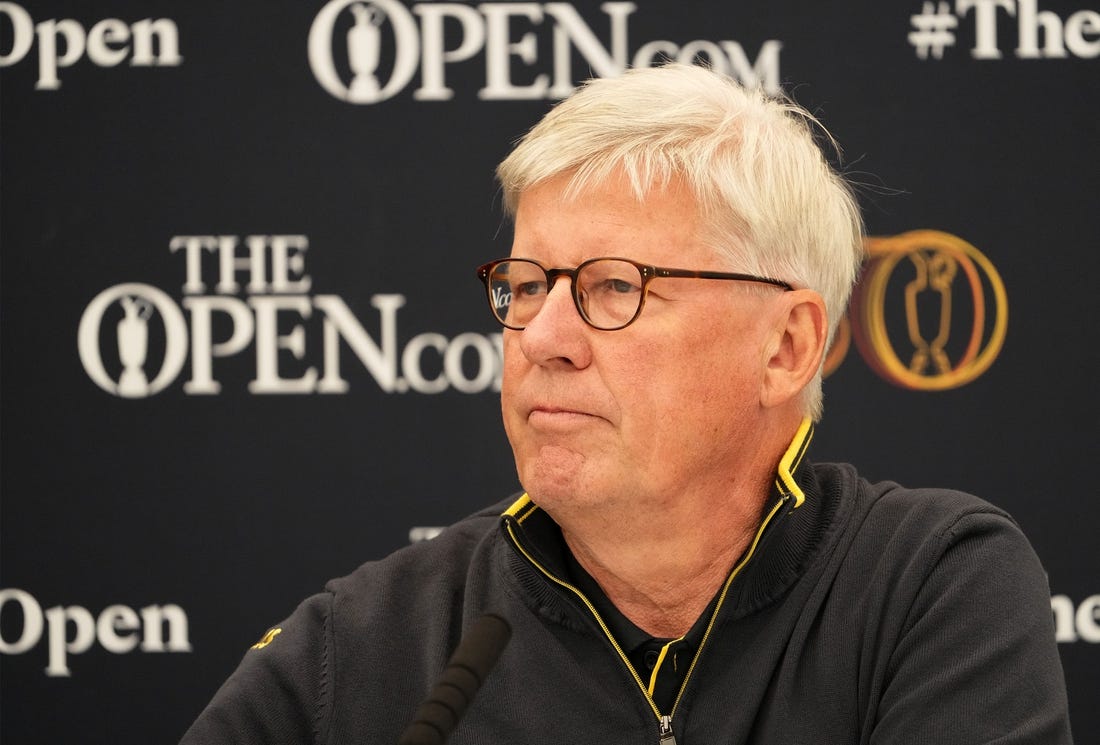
[516,281,547,296]
[593,278,640,294]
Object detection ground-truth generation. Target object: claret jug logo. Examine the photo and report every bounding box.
[825,230,1008,390]
[77,235,504,398]
[308,1,783,103]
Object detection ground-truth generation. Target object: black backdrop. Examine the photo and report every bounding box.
[2,1,1097,742]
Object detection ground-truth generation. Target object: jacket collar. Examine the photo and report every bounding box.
[499,418,832,624]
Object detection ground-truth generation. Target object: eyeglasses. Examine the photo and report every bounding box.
[476,257,793,331]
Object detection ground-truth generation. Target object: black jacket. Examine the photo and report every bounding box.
[182,425,1072,744]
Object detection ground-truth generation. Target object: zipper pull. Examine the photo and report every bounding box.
[659,715,677,745]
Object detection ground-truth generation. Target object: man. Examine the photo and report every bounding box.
[181,64,1072,744]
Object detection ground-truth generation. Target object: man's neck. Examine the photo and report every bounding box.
[559,473,773,638]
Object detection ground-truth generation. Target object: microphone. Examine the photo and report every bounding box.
[397,613,513,745]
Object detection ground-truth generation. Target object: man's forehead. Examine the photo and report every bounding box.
[510,177,713,268]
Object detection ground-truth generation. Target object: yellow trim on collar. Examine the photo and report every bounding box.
[646,635,686,698]
[776,417,814,508]
[503,493,539,522]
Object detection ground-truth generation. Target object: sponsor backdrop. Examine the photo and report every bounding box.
[1,0,1097,742]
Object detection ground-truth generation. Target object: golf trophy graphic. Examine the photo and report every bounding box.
[348,3,385,100]
[117,295,154,398]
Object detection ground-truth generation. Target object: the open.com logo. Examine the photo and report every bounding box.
[824,229,1008,390]
[307,0,784,103]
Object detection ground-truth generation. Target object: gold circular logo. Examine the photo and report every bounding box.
[841,230,1008,391]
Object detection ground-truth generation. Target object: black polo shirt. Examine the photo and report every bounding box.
[563,549,714,715]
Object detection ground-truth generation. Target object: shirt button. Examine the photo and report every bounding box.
[644,650,660,670]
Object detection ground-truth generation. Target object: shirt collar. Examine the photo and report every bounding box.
[501,418,822,624]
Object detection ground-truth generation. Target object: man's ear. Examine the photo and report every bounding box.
[760,290,828,410]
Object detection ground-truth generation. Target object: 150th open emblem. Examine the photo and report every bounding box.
[824,229,1008,390]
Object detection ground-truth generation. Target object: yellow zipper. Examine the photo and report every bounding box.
[667,496,787,716]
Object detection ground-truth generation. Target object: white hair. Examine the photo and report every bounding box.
[496,63,865,420]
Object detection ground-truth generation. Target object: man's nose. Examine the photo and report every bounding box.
[534,275,580,326]
[516,275,592,368]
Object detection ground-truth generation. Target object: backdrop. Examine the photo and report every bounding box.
[2,1,1097,742]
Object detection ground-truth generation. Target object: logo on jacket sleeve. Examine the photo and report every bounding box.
[251,627,282,650]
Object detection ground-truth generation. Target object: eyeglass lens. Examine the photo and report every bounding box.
[486,259,644,330]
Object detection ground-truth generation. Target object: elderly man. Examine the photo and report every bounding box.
[182,64,1072,744]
